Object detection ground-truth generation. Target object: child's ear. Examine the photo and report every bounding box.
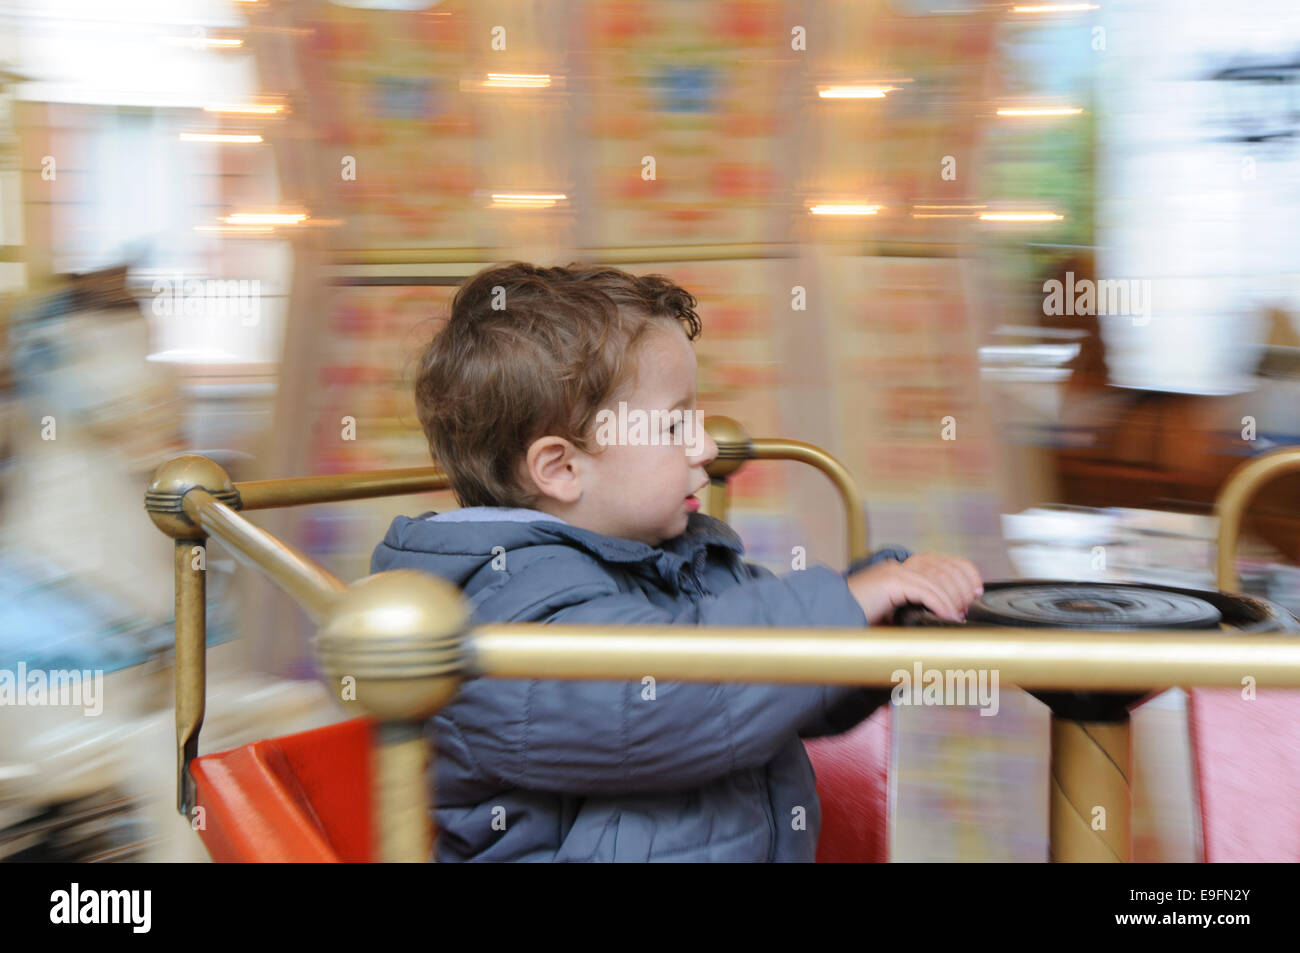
[524,436,582,504]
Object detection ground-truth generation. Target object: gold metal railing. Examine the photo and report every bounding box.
[229,416,867,561]
[1215,446,1300,591]
[469,624,1300,688]
[235,466,451,511]
[699,416,868,562]
[146,426,1300,863]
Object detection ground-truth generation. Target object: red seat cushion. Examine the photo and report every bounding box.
[1188,688,1300,862]
[804,706,891,862]
[191,718,373,862]
[193,711,895,864]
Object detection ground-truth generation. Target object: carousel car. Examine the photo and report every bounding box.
[144,418,1300,862]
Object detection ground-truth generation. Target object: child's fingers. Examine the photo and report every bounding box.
[908,554,984,605]
[937,556,984,608]
[949,557,984,597]
[903,556,972,614]
[896,571,962,622]
[922,559,976,614]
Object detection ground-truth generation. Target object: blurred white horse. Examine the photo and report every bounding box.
[4,270,185,625]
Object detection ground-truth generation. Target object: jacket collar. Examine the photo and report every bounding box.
[423,507,744,581]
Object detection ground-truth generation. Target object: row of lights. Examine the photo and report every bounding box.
[812,204,1063,222]
[194,200,1062,223]
[184,0,1099,231]
[185,86,1078,225]
[816,1,1092,221]
[191,88,1086,116]
[817,84,1085,118]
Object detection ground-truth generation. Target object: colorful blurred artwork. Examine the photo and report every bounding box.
[308,285,454,475]
[297,284,460,585]
[826,255,1011,567]
[290,2,478,248]
[585,0,788,246]
[891,692,1050,862]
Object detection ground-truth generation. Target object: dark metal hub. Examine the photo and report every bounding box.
[968,584,1222,631]
[893,580,1298,721]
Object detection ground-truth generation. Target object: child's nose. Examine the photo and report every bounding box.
[692,427,718,468]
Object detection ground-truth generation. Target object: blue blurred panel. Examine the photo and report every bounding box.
[0,555,235,675]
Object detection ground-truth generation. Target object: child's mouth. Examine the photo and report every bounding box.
[684,494,700,512]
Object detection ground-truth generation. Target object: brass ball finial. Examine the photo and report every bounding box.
[145,454,239,538]
[704,415,753,479]
[317,570,470,723]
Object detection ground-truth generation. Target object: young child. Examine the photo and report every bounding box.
[371,262,983,862]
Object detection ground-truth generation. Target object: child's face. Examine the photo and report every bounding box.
[527,323,718,546]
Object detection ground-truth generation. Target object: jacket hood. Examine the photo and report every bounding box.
[371,506,746,590]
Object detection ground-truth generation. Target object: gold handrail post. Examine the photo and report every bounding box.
[145,455,242,816]
[146,452,472,860]
[317,570,470,862]
[703,416,869,564]
[1045,444,1300,864]
[1049,713,1132,862]
[1214,446,1300,591]
[702,416,750,524]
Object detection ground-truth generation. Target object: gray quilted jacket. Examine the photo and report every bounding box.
[371,507,906,862]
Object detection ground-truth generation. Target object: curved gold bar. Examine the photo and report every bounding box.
[232,431,868,564]
[236,466,450,510]
[182,488,346,622]
[469,624,1300,690]
[751,439,869,562]
[1214,446,1300,591]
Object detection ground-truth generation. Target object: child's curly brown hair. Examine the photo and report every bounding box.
[415,262,702,509]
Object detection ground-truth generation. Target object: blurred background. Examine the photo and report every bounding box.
[1,0,1298,862]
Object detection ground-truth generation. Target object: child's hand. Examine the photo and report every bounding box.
[846,553,984,625]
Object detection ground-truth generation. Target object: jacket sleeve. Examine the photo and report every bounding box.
[443,555,871,796]
[844,544,913,577]
[741,546,910,739]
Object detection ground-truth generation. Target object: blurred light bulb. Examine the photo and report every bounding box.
[223,213,307,225]
[979,211,1064,222]
[818,85,898,99]
[489,192,567,208]
[180,133,263,143]
[483,74,552,89]
[161,36,243,49]
[203,104,285,115]
[810,203,882,215]
[997,107,1084,117]
[1012,3,1100,12]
